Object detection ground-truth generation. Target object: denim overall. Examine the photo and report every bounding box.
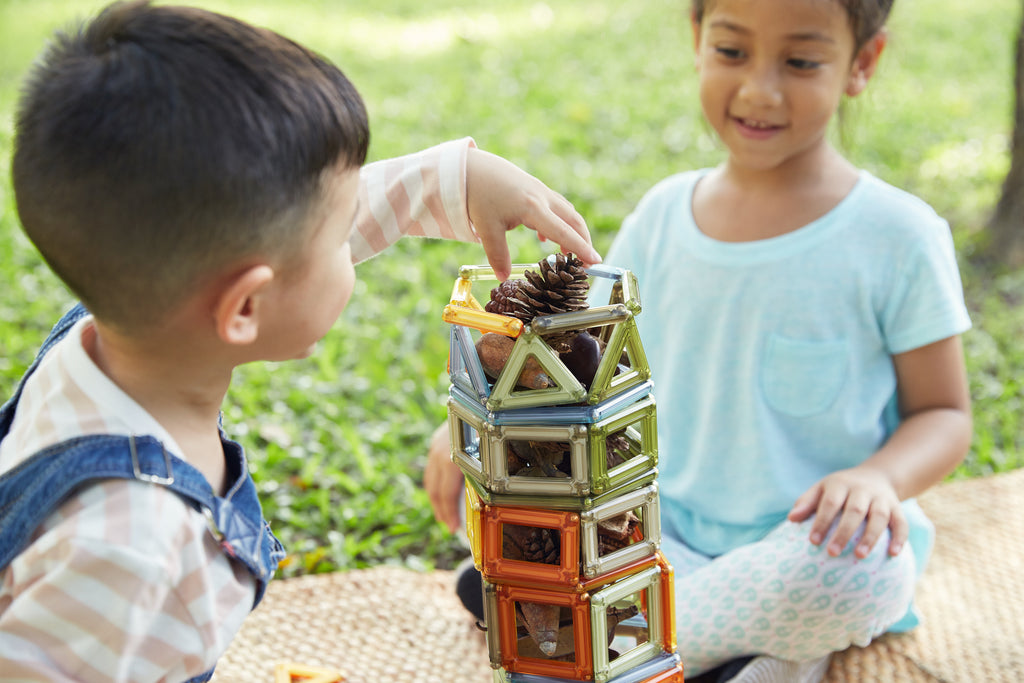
[0,304,286,683]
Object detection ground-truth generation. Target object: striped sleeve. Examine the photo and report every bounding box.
[349,137,480,264]
[0,481,254,682]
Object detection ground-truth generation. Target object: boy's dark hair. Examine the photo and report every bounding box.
[12,0,369,331]
[691,0,894,51]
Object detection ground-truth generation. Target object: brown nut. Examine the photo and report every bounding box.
[475,333,553,390]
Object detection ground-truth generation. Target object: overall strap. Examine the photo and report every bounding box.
[0,434,284,607]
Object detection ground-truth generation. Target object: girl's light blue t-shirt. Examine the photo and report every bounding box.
[596,169,971,564]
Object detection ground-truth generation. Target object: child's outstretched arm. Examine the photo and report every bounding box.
[352,138,599,281]
[788,335,972,559]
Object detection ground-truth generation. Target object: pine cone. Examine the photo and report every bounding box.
[503,524,561,565]
[597,510,640,555]
[485,280,531,322]
[485,253,590,352]
[605,430,632,469]
[509,440,570,477]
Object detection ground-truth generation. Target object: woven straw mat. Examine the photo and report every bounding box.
[212,468,1024,683]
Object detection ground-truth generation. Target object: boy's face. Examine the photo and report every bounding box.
[259,165,360,360]
[691,0,861,175]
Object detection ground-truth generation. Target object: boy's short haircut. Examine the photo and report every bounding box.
[12,0,369,331]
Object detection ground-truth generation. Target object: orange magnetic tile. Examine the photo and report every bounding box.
[496,584,593,681]
[273,662,343,683]
[482,504,581,589]
[442,303,524,337]
[658,553,678,654]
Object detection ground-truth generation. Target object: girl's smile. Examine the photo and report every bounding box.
[732,115,787,140]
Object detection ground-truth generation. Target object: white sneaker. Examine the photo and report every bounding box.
[723,653,831,683]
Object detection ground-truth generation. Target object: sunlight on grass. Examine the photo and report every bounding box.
[303,4,577,59]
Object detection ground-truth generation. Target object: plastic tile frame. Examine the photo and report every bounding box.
[482,505,582,588]
[580,484,662,579]
[448,381,654,427]
[466,483,485,571]
[448,399,657,499]
[490,424,591,497]
[465,469,659,513]
[496,583,595,681]
[448,395,491,489]
[502,653,683,683]
[486,568,675,683]
[586,396,658,496]
[443,263,651,413]
[589,566,665,683]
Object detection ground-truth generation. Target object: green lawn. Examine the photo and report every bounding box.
[1,0,1022,575]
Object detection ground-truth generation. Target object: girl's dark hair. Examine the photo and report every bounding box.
[12,0,370,330]
[692,0,894,50]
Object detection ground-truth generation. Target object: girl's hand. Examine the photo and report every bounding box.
[423,422,464,534]
[465,147,601,282]
[788,466,908,559]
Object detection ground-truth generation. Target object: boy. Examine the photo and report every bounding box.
[0,1,599,680]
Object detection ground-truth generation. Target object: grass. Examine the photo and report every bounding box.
[1,0,1022,575]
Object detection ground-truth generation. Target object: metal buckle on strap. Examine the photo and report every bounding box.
[129,434,175,486]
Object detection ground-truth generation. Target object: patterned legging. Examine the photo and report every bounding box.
[664,517,917,676]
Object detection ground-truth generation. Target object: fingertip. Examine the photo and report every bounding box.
[487,254,512,282]
[787,501,811,522]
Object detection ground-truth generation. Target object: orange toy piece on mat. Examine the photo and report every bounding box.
[273,662,344,683]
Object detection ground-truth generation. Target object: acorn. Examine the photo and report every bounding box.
[559,330,602,388]
[475,332,553,390]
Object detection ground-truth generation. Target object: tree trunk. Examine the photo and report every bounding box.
[988,7,1024,267]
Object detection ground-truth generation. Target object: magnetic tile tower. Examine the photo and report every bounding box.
[443,260,684,683]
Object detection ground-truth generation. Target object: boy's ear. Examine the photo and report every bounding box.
[213,264,275,346]
[846,29,887,97]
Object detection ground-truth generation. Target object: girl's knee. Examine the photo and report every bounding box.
[766,520,917,645]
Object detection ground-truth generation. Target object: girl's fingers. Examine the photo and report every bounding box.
[854,503,891,558]
[808,487,846,546]
[826,490,871,556]
[887,506,909,556]
[788,486,821,523]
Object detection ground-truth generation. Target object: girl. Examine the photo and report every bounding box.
[426,0,971,681]
[596,0,972,680]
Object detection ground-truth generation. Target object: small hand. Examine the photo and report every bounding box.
[788,466,908,559]
[423,422,464,533]
[465,147,601,281]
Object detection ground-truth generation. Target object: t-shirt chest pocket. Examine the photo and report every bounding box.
[760,334,849,417]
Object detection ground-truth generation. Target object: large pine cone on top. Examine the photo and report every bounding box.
[485,253,589,352]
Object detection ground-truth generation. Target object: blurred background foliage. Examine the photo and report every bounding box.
[1,0,1021,575]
